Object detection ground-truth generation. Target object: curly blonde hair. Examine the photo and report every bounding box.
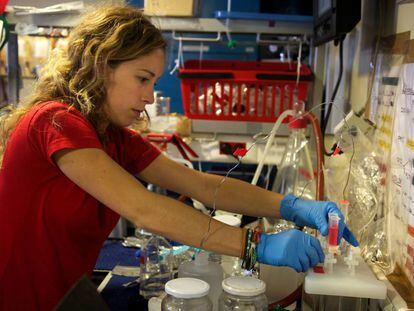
[0,5,166,163]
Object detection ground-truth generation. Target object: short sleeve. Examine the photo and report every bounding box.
[28,103,103,165]
[120,128,161,174]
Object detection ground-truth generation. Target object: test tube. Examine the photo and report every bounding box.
[328,213,340,253]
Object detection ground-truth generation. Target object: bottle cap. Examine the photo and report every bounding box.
[165,278,210,298]
[194,251,209,266]
[288,100,307,129]
[213,214,241,227]
[287,115,307,128]
[222,276,266,296]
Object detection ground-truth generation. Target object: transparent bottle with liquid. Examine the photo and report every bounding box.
[271,100,316,200]
[266,101,316,233]
[140,235,174,299]
[261,101,316,303]
[178,251,223,311]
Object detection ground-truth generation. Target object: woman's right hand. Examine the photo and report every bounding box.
[257,229,325,273]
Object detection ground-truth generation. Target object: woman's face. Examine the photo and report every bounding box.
[104,48,165,127]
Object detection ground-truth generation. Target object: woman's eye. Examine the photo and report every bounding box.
[137,76,149,83]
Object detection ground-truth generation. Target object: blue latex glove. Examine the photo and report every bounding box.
[257,230,325,273]
[280,194,359,247]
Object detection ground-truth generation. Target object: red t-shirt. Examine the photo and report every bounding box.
[0,101,160,310]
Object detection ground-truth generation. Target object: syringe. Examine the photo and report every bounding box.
[328,213,340,254]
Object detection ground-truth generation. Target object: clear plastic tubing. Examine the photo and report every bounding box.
[251,109,294,186]
[328,213,340,252]
[339,200,350,223]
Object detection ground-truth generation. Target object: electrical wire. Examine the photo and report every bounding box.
[342,132,355,200]
[321,37,345,156]
[199,158,241,249]
[363,0,384,119]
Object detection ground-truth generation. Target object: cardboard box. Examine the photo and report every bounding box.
[144,0,197,17]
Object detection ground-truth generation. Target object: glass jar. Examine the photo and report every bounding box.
[219,276,268,311]
[162,278,213,311]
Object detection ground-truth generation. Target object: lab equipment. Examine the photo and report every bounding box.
[344,248,359,276]
[271,100,315,199]
[260,101,315,303]
[149,295,164,311]
[339,200,350,222]
[324,253,337,274]
[178,251,223,311]
[303,248,386,311]
[162,278,212,311]
[147,91,163,118]
[156,96,171,116]
[250,104,325,307]
[134,227,153,246]
[140,235,174,299]
[219,276,268,311]
[313,0,361,46]
[328,213,340,254]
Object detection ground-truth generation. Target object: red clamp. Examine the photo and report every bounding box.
[233,147,248,158]
[146,132,199,161]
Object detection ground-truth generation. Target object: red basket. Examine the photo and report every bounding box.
[178,60,313,123]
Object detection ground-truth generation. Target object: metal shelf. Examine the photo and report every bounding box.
[6,12,82,28]
[6,12,313,36]
[151,17,312,36]
[214,11,313,23]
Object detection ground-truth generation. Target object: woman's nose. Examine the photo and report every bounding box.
[143,87,155,105]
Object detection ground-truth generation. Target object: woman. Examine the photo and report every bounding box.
[0,6,357,310]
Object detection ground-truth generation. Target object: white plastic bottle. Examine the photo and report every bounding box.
[178,251,223,311]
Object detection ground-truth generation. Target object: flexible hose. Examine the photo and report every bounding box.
[304,112,324,200]
[251,109,295,186]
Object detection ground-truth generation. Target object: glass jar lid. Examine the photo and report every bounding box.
[222,276,266,297]
[165,278,210,299]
